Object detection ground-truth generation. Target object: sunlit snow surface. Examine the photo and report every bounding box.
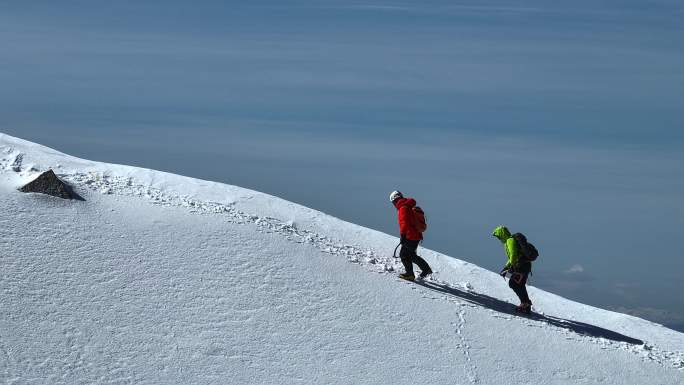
[1,133,682,384]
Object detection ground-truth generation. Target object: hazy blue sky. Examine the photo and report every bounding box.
[2,1,683,330]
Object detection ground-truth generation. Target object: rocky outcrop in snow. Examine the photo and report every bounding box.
[19,169,84,201]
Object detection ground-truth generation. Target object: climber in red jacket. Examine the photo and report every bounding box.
[390,190,432,281]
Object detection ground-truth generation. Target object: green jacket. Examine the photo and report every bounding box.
[492,225,520,270]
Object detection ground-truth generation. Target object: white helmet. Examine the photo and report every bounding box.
[389,190,403,203]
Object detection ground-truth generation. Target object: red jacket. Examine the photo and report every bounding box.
[393,197,423,241]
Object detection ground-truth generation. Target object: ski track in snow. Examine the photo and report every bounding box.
[455,306,479,383]
[2,148,684,372]
[402,277,480,383]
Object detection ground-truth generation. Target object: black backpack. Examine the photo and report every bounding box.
[512,233,539,262]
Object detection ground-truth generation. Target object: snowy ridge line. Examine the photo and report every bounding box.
[62,170,684,371]
[3,143,683,371]
[66,172,401,272]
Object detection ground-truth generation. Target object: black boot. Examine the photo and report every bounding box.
[515,302,532,315]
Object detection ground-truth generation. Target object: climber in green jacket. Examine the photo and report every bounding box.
[493,225,532,314]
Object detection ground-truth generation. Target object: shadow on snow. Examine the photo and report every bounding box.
[415,279,644,345]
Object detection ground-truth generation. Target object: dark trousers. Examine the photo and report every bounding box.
[400,239,431,276]
[509,263,532,304]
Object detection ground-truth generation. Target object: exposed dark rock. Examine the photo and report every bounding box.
[19,170,85,201]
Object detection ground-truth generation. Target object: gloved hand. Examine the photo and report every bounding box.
[500,267,509,278]
[400,234,407,245]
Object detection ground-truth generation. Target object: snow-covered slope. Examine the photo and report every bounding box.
[1,133,682,384]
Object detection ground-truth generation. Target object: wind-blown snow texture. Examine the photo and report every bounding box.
[1,133,682,384]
